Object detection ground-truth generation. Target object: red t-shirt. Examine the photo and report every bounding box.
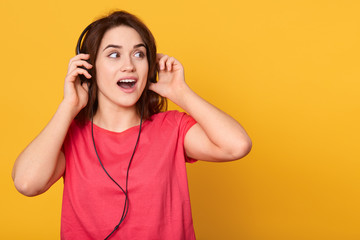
[61,111,197,239]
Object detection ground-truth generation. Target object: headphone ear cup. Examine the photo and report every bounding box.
[151,68,158,83]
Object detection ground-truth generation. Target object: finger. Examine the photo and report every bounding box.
[157,54,169,71]
[67,54,91,73]
[166,57,176,71]
[67,61,93,76]
[66,68,92,82]
[68,54,90,67]
[77,68,92,79]
[69,59,93,71]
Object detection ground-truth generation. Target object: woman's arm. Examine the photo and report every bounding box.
[12,54,92,196]
[150,54,252,162]
[12,104,73,196]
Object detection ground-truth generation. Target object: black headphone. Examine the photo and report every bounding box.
[76,23,93,83]
[76,23,144,240]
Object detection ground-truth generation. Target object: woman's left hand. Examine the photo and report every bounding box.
[149,54,188,101]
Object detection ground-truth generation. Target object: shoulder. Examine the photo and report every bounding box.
[149,110,194,126]
[147,111,196,136]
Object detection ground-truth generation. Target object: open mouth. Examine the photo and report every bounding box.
[117,79,136,89]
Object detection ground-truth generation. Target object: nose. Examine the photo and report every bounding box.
[120,56,135,72]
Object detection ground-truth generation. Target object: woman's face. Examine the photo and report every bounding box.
[95,25,148,111]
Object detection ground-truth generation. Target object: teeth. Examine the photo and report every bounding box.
[119,79,136,83]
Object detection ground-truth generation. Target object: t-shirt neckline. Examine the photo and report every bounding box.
[85,119,149,135]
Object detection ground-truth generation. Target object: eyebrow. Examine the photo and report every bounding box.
[102,43,147,52]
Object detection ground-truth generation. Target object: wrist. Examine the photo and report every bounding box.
[58,100,81,120]
[168,83,194,109]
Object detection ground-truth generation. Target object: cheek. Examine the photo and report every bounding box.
[95,62,114,82]
[139,65,149,91]
[136,62,149,80]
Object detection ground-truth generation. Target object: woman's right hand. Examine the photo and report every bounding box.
[62,54,93,115]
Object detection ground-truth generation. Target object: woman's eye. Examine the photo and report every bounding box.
[134,51,145,58]
[109,52,119,58]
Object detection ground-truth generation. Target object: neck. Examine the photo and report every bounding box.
[92,105,141,133]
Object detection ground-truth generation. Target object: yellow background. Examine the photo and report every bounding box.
[1,0,359,239]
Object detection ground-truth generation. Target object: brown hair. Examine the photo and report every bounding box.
[76,10,167,124]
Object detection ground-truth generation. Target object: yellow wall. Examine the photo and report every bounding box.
[1,0,359,239]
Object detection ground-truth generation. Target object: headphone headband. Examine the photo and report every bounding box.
[76,23,92,55]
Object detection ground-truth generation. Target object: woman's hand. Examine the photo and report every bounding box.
[62,54,93,115]
[150,54,251,162]
[149,54,188,102]
[12,56,93,197]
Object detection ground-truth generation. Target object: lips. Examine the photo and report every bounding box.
[116,77,138,91]
[117,79,136,89]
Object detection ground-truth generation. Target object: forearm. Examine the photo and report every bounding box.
[171,84,252,159]
[12,102,76,196]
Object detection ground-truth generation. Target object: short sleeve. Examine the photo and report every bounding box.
[176,111,197,163]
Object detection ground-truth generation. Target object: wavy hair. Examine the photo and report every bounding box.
[76,10,167,124]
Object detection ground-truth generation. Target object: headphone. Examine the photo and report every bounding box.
[76,23,144,240]
[76,23,93,84]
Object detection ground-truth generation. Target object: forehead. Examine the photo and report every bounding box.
[100,25,144,47]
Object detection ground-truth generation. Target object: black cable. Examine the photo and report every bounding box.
[89,87,144,240]
[76,25,143,239]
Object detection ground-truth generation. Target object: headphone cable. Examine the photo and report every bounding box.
[89,88,144,239]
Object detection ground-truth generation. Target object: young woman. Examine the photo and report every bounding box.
[12,11,251,240]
